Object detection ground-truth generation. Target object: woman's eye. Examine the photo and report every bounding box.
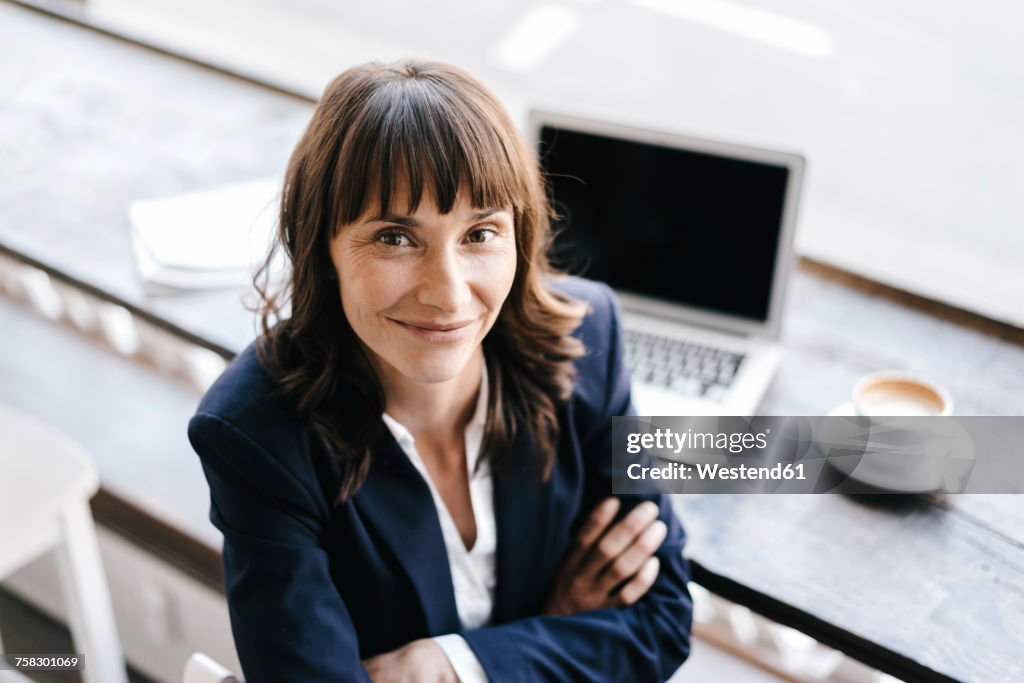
[467,226,498,244]
[377,231,411,247]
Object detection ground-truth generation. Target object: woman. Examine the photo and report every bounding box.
[188,58,692,682]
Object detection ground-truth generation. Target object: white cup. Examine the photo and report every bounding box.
[852,371,953,417]
[830,371,966,492]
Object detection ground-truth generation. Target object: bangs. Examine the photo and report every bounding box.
[331,77,523,226]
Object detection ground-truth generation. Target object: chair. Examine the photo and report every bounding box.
[0,405,128,683]
[183,653,243,683]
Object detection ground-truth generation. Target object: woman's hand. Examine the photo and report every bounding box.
[362,639,458,683]
[542,498,667,616]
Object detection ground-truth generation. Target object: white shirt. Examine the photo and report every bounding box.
[381,364,494,683]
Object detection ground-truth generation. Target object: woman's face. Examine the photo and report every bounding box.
[329,185,517,389]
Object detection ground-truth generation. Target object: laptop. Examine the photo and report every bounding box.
[529,111,804,416]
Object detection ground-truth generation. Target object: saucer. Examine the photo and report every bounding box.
[818,403,958,494]
[826,402,856,418]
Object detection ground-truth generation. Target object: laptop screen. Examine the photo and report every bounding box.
[538,124,790,323]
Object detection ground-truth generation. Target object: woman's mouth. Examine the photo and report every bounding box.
[390,318,476,344]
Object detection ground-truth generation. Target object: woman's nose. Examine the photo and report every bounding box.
[416,246,472,313]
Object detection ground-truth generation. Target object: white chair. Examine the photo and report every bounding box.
[0,405,128,683]
[183,653,242,683]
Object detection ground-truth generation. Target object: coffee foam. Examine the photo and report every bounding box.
[856,379,946,416]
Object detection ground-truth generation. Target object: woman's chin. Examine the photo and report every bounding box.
[388,353,476,386]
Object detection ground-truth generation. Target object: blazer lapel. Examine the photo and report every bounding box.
[492,427,555,622]
[352,427,462,636]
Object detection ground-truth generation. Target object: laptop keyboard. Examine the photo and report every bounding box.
[624,328,746,400]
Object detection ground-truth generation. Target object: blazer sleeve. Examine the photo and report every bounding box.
[188,413,372,683]
[461,283,694,682]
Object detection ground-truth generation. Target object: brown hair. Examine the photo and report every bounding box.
[254,58,586,502]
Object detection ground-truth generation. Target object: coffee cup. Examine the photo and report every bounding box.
[852,371,953,417]
[824,370,970,492]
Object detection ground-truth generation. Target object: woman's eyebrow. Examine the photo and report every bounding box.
[371,209,506,227]
[374,214,420,227]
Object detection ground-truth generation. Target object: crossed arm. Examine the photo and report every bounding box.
[363,497,673,682]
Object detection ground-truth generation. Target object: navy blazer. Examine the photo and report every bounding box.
[188,277,693,682]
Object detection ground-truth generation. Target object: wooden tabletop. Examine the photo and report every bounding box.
[3,4,1023,682]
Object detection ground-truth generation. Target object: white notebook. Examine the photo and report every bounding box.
[128,179,281,289]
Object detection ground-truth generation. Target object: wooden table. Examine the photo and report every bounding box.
[3,4,1023,682]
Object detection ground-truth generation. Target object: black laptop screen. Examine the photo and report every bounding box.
[538,124,790,323]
